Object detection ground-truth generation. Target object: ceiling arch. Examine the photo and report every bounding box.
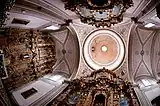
[151,30,160,78]
[46,26,80,79]
[128,25,159,82]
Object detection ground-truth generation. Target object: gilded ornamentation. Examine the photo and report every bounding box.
[0,0,15,27]
[49,68,140,106]
[1,28,56,91]
[62,0,133,27]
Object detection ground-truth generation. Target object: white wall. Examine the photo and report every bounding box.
[12,80,55,106]
[11,74,66,106]
[144,86,160,102]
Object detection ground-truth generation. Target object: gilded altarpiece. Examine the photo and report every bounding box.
[49,68,140,106]
[0,79,11,106]
[0,28,56,91]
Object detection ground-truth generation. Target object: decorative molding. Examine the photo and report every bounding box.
[62,0,133,27]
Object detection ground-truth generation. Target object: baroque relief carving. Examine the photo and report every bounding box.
[1,28,56,91]
[49,68,140,106]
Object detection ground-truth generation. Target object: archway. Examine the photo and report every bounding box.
[93,94,105,106]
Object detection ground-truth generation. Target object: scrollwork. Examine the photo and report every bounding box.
[50,68,140,106]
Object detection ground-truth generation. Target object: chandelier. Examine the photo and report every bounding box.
[62,0,133,27]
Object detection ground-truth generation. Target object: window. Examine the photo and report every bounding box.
[21,88,37,99]
[138,79,157,88]
[141,79,151,87]
[50,75,62,81]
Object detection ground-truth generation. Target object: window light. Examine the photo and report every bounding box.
[144,23,155,28]
[141,79,151,87]
[44,25,59,30]
[50,75,62,81]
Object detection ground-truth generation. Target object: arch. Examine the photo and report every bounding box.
[47,25,80,79]
[128,25,158,83]
[93,94,106,106]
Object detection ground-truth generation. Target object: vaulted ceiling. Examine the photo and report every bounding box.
[129,25,160,82]
[2,0,160,82]
[1,1,160,106]
[3,0,160,29]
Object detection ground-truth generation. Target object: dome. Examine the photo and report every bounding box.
[83,29,125,70]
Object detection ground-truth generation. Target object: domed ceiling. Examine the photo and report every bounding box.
[0,0,160,106]
[0,0,158,87]
[83,29,125,70]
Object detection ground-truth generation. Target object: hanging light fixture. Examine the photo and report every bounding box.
[62,0,133,27]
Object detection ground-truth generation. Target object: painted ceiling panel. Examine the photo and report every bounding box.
[54,38,63,62]
[51,29,68,44]
[143,34,154,74]
[64,32,77,74]
[53,60,70,75]
[131,30,142,73]
[137,28,154,44]
[134,62,152,79]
